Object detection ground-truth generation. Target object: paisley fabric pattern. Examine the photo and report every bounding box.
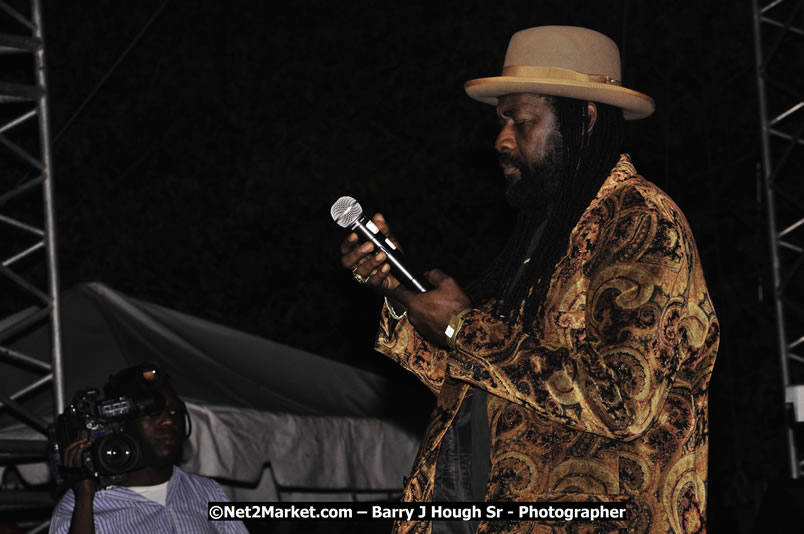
[375,155,718,534]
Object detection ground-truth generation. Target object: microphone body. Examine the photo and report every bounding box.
[348,213,431,293]
[331,196,432,293]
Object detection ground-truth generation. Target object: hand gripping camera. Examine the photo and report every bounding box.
[48,387,164,488]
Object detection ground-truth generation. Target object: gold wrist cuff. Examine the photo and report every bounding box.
[444,308,472,349]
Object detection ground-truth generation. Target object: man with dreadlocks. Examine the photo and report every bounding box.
[341,26,718,534]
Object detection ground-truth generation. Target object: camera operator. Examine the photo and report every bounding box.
[48,363,248,534]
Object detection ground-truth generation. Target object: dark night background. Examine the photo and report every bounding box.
[3,0,802,532]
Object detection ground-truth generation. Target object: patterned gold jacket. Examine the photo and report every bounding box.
[375,156,719,534]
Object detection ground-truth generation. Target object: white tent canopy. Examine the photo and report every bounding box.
[0,282,421,500]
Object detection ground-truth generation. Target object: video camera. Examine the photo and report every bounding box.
[48,387,165,488]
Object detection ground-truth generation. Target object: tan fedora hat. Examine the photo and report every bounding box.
[465,26,655,120]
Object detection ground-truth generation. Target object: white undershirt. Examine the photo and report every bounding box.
[125,480,169,505]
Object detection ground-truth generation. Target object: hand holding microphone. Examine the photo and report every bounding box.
[333,196,432,294]
[333,196,471,346]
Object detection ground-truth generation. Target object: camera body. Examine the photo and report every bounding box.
[49,388,163,488]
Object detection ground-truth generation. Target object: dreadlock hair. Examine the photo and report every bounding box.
[466,96,625,327]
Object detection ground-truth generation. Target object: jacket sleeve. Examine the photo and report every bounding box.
[375,301,452,396]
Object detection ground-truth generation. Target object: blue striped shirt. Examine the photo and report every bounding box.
[49,466,248,534]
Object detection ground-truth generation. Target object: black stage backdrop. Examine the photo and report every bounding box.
[33,0,793,532]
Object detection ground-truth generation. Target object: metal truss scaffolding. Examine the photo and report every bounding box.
[752,0,804,478]
[0,0,63,521]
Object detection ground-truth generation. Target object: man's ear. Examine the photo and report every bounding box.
[586,102,598,133]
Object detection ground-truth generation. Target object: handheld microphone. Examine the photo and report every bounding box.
[331,196,431,293]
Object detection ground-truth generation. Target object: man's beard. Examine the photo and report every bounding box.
[143,441,182,468]
[500,135,563,211]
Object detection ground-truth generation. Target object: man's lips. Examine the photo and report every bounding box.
[154,429,180,443]
[501,165,521,182]
[499,155,524,180]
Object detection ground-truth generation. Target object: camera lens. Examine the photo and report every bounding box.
[96,434,140,473]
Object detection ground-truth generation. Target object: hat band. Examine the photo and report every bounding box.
[501,65,621,86]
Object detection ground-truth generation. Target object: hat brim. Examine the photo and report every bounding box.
[464,76,655,120]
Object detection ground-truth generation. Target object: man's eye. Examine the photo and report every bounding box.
[497,117,537,130]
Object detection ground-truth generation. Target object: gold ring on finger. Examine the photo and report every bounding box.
[352,267,369,284]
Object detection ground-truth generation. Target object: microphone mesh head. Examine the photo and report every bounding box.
[330,196,363,228]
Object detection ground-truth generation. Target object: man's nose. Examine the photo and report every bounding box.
[158,410,179,427]
[495,124,514,154]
